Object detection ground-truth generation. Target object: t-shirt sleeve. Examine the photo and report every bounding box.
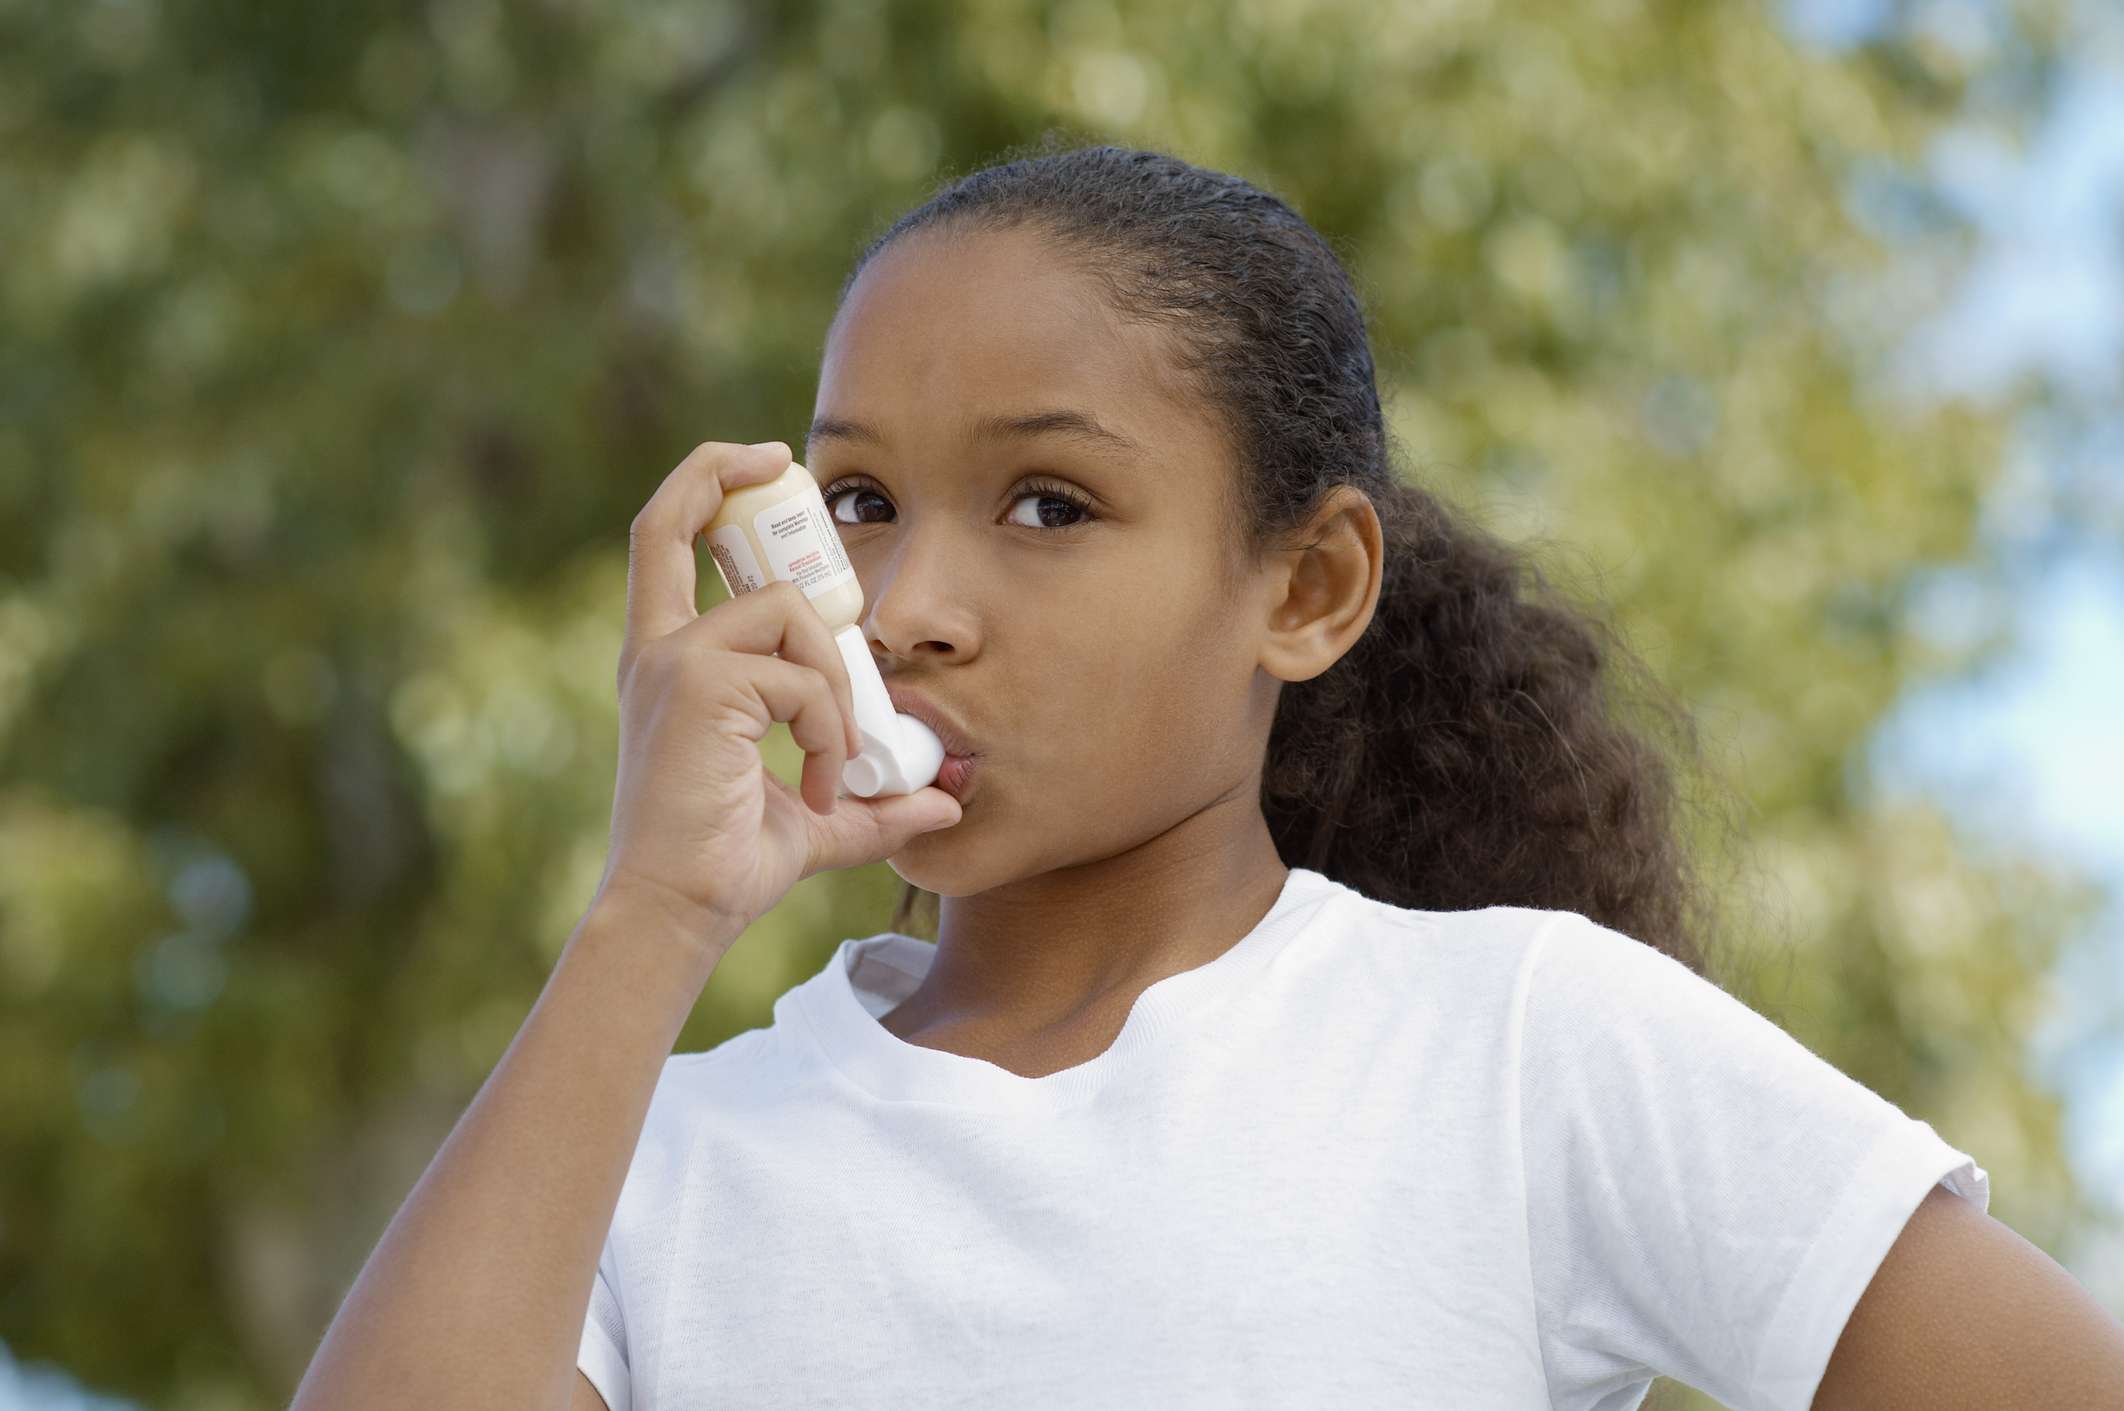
[577,1234,631,1411]
[1517,908,1991,1411]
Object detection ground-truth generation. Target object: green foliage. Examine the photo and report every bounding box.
[0,1,2099,1407]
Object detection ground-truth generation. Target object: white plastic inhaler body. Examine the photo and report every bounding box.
[700,457,944,798]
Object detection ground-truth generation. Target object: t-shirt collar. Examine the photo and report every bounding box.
[787,866,1345,1112]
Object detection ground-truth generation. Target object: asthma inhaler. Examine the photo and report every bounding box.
[701,456,945,798]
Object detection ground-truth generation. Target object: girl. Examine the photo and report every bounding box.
[295,143,2119,1411]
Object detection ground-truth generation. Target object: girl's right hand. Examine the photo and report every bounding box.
[594,440,963,953]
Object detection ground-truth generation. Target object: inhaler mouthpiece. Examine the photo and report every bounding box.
[833,624,945,798]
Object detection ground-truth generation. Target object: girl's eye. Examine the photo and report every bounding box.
[820,479,895,527]
[1004,481,1097,531]
[819,477,1097,533]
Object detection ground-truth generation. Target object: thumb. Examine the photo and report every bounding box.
[804,784,963,875]
[859,785,964,843]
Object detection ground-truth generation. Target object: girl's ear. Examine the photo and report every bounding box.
[1257,485,1384,684]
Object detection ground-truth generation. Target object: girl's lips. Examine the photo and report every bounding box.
[936,753,978,803]
[881,682,980,759]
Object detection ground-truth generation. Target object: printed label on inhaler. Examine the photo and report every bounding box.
[707,491,855,600]
[706,524,766,594]
[758,494,854,595]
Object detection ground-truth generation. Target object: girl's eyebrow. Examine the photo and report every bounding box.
[805,408,1145,465]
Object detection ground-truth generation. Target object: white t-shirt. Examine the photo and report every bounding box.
[577,865,1988,1411]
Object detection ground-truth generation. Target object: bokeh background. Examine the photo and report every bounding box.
[4,0,2121,1407]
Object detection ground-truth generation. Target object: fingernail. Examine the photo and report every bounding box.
[748,440,788,455]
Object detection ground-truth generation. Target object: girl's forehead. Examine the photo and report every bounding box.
[818,229,1225,474]
[824,270,1190,438]
[844,226,1165,355]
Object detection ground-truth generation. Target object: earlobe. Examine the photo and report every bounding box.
[1257,486,1384,684]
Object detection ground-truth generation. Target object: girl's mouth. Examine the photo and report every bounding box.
[936,754,979,803]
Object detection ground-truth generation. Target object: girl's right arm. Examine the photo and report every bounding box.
[289,889,737,1411]
[287,441,962,1411]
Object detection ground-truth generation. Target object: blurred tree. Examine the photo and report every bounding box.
[0,0,2102,1407]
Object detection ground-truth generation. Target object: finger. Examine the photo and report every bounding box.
[800,785,963,879]
[867,785,963,836]
[623,440,791,666]
[675,579,861,762]
[715,652,849,816]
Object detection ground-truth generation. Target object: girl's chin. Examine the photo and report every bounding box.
[886,838,986,895]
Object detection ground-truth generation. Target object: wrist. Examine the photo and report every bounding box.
[573,885,745,996]
[595,871,749,947]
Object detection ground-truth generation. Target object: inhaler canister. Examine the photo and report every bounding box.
[700,456,944,797]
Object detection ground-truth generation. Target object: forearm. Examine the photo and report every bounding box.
[289,893,739,1411]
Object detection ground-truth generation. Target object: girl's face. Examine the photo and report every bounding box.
[806,226,1285,896]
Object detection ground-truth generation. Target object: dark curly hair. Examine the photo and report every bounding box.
[843,134,1763,986]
